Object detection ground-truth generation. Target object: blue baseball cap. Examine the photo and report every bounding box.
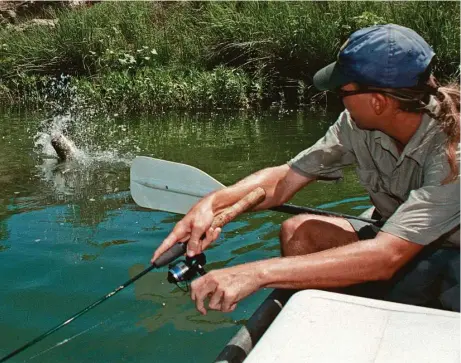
[313,24,435,91]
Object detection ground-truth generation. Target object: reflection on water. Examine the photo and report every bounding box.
[130,265,240,333]
[0,109,368,362]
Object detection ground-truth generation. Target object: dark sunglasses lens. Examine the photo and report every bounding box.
[336,90,369,99]
[335,90,352,99]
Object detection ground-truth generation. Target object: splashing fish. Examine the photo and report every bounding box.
[51,133,79,161]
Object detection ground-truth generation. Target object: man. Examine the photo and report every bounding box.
[152,24,460,314]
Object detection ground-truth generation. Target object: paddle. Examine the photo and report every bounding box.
[130,156,377,223]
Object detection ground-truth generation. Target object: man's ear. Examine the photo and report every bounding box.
[370,93,388,115]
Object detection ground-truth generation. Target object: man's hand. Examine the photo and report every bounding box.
[151,198,221,263]
[190,263,264,315]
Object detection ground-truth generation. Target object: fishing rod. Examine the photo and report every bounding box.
[0,187,266,362]
[0,243,189,363]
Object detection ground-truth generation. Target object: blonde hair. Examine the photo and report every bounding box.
[367,75,460,184]
[425,75,460,184]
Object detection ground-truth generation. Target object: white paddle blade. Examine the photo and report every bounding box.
[130,156,225,214]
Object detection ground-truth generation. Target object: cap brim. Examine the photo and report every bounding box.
[313,62,353,91]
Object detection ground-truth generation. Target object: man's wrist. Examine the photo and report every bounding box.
[253,259,275,289]
[209,188,230,214]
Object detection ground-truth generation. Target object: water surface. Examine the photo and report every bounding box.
[0,109,369,362]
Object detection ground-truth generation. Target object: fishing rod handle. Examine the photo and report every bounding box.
[154,187,266,268]
[211,187,266,229]
[153,243,187,268]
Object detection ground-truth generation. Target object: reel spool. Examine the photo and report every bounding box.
[167,253,206,291]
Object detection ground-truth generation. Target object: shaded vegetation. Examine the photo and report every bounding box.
[0,1,459,112]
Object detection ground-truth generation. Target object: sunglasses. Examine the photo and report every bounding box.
[334,89,376,99]
[334,87,425,103]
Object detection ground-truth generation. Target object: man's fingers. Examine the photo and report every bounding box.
[193,287,210,315]
[195,294,207,315]
[151,236,175,264]
[178,233,191,243]
[212,227,221,242]
[222,303,237,313]
[203,227,221,250]
[202,227,214,250]
[151,226,187,264]
[191,277,218,315]
[208,288,224,310]
[191,285,196,302]
[204,227,214,246]
[187,224,205,257]
[221,292,237,312]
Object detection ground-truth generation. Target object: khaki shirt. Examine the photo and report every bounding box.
[288,108,460,247]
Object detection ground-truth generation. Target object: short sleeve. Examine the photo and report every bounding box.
[287,111,357,180]
[381,148,460,245]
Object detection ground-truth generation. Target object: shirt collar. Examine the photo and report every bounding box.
[402,112,440,165]
[373,97,441,166]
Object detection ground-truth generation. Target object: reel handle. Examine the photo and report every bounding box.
[154,187,266,268]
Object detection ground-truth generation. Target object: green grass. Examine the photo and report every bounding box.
[0,1,459,111]
[74,66,258,112]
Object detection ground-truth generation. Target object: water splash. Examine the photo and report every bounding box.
[34,125,135,198]
[34,122,134,168]
[32,76,140,198]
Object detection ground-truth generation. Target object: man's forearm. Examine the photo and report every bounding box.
[254,239,397,290]
[210,164,313,214]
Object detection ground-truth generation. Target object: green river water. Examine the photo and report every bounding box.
[0,109,370,362]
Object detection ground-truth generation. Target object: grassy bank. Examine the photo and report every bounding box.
[0,1,459,113]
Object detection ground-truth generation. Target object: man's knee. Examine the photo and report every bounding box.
[280,215,303,244]
[280,214,357,257]
[280,215,317,256]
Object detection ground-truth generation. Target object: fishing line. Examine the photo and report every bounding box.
[0,243,185,363]
[26,313,120,362]
[26,297,153,363]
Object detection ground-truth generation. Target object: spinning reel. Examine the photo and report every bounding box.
[167,253,207,291]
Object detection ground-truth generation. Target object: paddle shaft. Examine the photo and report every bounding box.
[0,188,266,362]
[270,204,376,223]
[131,157,377,224]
